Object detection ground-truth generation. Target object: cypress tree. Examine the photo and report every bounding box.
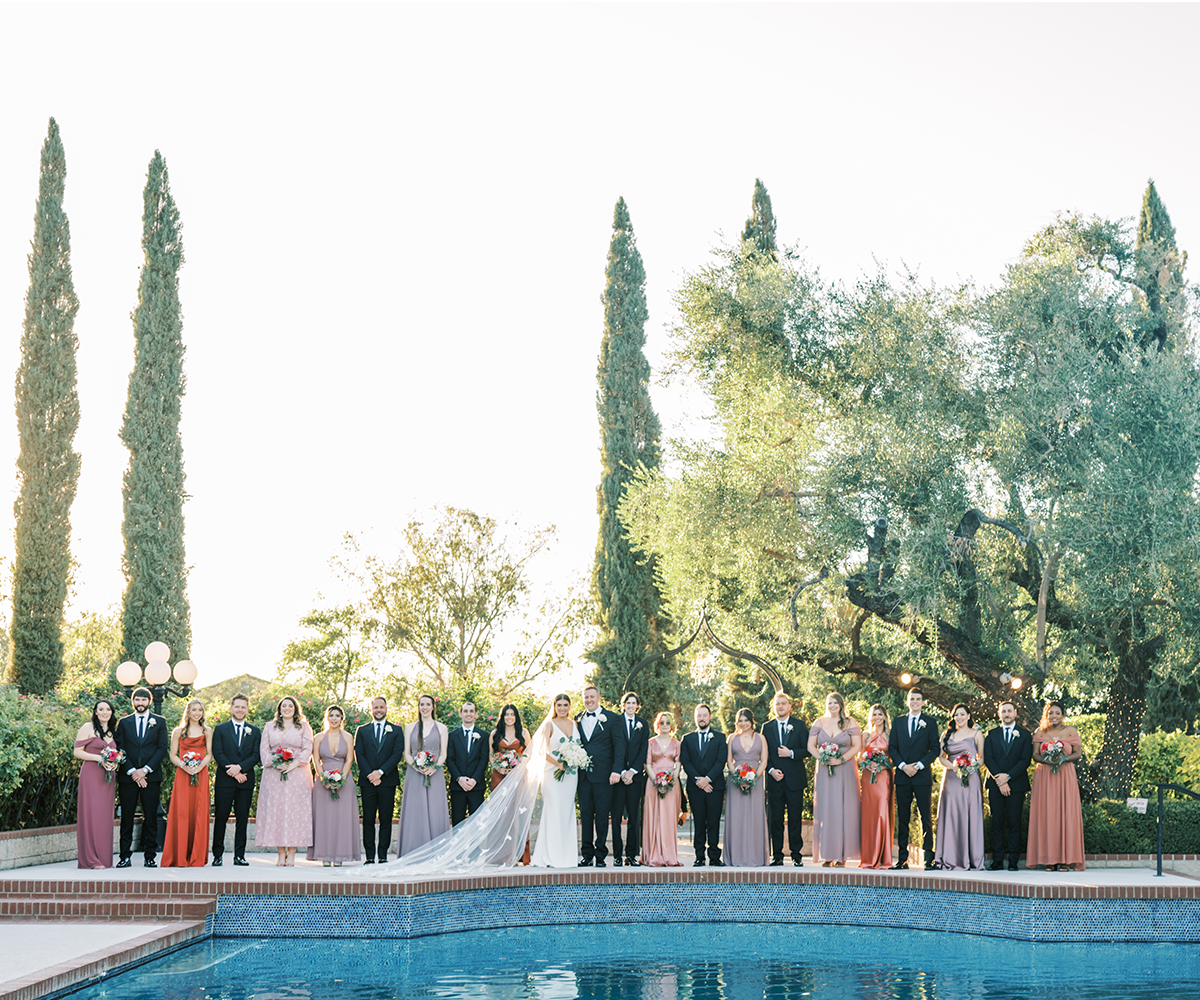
[737,179,789,368]
[10,118,81,694]
[586,198,669,706]
[1135,179,1185,350]
[120,152,191,666]
[741,177,778,261]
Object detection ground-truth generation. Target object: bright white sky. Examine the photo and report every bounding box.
[0,4,1196,688]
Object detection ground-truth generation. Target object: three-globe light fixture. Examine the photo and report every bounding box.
[115,642,198,716]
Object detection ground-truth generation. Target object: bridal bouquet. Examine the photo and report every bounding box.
[1040,740,1067,774]
[857,749,893,785]
[271,746,294,781]
[731,762,757,794]
[181,751,204,785]
[953,753,980,788]
[551,737,591,782]
[490,749,521,772]
[652,770,675,798]
[321,769,345,800]
[98,747,124,784]
[817,742,843,777]
[414,750,441,787]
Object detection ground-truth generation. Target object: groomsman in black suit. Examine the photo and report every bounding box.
[210,693,261,866]
[575,685,625,867]
[983,699,1033,871]
[680,704,726,867]
[447,701,488,825]
[114,688,169,868]
[354,696,403,863]
[887,687,940,869]
[611,692,649,867]
[763,691,809,866]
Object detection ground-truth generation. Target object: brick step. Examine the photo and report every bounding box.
[0,896,215,921]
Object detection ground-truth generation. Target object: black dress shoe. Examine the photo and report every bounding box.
[594,860,606,868]
[211,856,223,866]
[625,858,641,867]
[792,858,804,867]
[694,859,705,867]
[710,860,726,867]
[769,859,784,867]
[924,861,938,870]
[1008,861,1019,872]
[889,861,908,870]
[115,857,132,868]
[363,858,375,864]
[988,860,1005,871]
[144,858,157,868]
[612,857,623,867]
[233,857,250,866]
[578,858,594,867]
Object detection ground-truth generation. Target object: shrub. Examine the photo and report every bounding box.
[0,685,90,830]
[1081,798,1200,854]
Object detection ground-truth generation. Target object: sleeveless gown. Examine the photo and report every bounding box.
[307,731,361,863]
[641,738,683,867]
[934,735,985,870]
[724,732,768,867]
[858,729,894,869]
[1026,727,1086,870]
[163,733,210,867]
[491,736,531,864]
[75,735,116,868]
[811,722,861,864]
[397,723,450,857]
[531,721,579,868]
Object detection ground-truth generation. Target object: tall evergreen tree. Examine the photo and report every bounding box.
[741,178,778,260]
[586,198,669,707]
[10,118,81,694]
[120,151,191,666]
[1135,179,1185,350]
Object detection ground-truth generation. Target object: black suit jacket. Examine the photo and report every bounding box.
[680,729,727,793]
[575,709,624,784]
[115,712,169,784]
[354,720,403,787]
[616,714,650,781]
[762,716,810,791]
[983,724,1033,794]
[212,720,261,789]
[888,713,940,787]
[447,727,488,787]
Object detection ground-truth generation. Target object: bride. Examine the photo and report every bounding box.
[529,693,579,868]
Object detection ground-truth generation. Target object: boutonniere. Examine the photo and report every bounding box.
[466,730,477,743]
[385,725,394,734]
[595,712,606,730]
[634,721,643,731]
[917,720,926,730]
[148,718,157,727]
[784,723,793,734]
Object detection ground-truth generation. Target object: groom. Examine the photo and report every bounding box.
[575,685,625,867]
[114,688,169,868]
[888,687,940,870]
[447,701,488,825]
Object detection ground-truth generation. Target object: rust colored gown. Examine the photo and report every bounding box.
[162,733,210,867]
[858,729,894,869]
[1026,726,1086,871]
[490,736,531,864]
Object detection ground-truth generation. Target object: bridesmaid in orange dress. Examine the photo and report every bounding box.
[162,699,212,867]
[641,712,683,867]
[1026,700,1086,871]
[858,704,894,869]
[489,703,532,865]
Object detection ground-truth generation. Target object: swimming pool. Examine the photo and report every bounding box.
[65,923,1200,999]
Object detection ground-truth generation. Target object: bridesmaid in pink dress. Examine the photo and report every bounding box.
[257,696,314,866]
[641,713,683,867]
[1027,701,1087,871]
[73,700,119,869]
[858,704,894,869]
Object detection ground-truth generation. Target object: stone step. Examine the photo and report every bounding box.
[0,895,215,921]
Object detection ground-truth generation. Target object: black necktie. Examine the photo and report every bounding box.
[137,716,145,740]
[375,723,383,742]
[235,724,243,746]
[1005,727,1013,744]
[910,717,915,738]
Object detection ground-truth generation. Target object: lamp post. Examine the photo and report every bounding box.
[116,642,199,717]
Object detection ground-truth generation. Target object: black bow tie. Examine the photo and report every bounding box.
[585,711,596,717]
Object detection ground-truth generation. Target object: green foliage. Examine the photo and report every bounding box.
[279,604,380,702]
[0,685,89,830]
[1130,730,1200,797]
[56,609,124,705]
[1080,798,1200,854]
[11,118,81,695]
[120,151,191,668]
[741,178,778,260]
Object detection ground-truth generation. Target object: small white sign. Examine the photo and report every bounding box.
[1126,797,1148,814]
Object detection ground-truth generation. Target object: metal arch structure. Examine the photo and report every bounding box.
[622,609,784,695]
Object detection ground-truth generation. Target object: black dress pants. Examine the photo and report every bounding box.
[577,779,613,861]
[360,782,397,860]
[212,780,254,858]
[118,781,162,860]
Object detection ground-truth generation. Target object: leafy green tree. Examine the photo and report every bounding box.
[741,178,778,259]
[1135,178,1186,350]
[586,198,670,707]
[58,609,124,704]
[10,119,81,695]
[120,152,191,667]
[279,605,380,702]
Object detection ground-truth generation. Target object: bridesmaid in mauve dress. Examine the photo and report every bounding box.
[489,703,532,865]
[724,708,769,867]
[307,706,361,865]
[933,703,985,871]
[397,694,451,857]
[73,699,119,869]
[163,699,213,867]
[641,713,683,867]
[257,696,314,866]
[858,704,894,869]
[1026,700,1086,872]
[807,692,862,866]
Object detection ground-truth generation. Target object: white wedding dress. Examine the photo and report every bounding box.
[529,719,580,869]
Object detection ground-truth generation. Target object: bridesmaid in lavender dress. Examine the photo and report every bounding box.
[724,708,769,867]
[307,706,361,866]
[934,703,985,871]
[806,692,862,866]
[73,700,119,869]
[397,694,451,857]
[257,696,314,866]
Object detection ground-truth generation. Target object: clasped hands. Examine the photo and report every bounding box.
[225,764,248,784]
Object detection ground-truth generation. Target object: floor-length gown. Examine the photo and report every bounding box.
[490,737,531,865]
[75,735,116,868]
[724,733,768,867]
[531,721,580,868]
[641,738,683,867]
[307,732,361,863]
[397,724,451,857]
[934,735,985,870]
[858,730,894,869]
[1026,727,1086,871]
[162,733,210,867]
[256,722,314,847]
[811,722,862,864]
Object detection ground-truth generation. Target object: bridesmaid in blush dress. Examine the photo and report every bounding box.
[307,706,361,866]
[807,692,862,866]
[858,705,894,869]
[257,696,314,866]
[724,708,769,867]
[1027,700,1086,872]
[489,703,532,865]
[397,694,451,857]
[73,700,119,869]
[933,702,986,871]
[163,699,213,867]
[641,713,683,867]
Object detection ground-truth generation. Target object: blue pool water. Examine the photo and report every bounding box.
[68,924,1200,999]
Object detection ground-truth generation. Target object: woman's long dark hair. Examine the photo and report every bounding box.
[417,694,435,752]
[943,702,972,754]
[492,703,524,751]
[275,696,305,730]
[91,700,116,740]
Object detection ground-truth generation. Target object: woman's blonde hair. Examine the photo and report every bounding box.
[177,699,206,732]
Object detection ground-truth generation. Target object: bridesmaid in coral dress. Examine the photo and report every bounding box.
[489,703,532,865]
[162,699,213,868]
[1027,700,1086,871]
[73,700,119,869]
[641,713,683,867]
[858,704,894,869]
